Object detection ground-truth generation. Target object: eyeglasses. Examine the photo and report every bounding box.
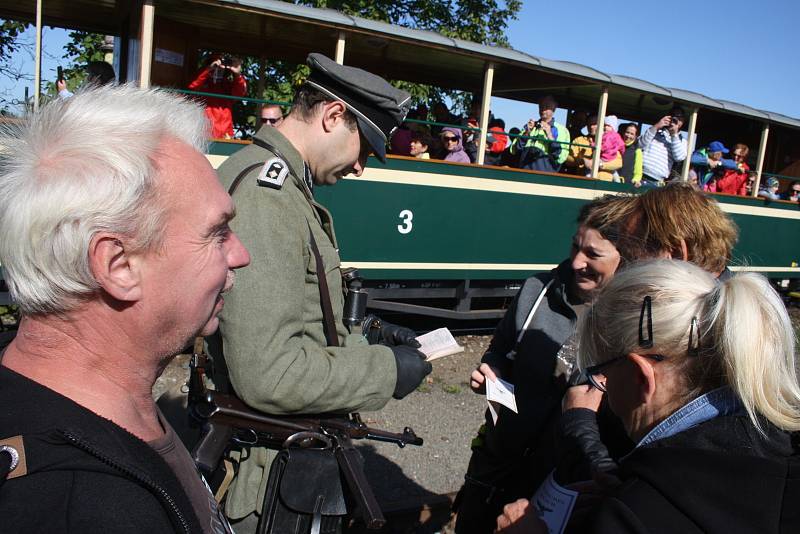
[261,117,282,124]
[443,136,458,142]
[584,353,666,392]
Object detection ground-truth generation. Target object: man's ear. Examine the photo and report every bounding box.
[88,233,142,302]
[628,352,657,404]
[320,101,348,133]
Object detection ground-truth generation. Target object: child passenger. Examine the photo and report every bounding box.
[583,115,625,181]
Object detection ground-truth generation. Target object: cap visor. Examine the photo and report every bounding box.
[356,116,387,163]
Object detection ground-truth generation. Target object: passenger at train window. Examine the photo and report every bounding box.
[440,127,471,163]
[511,94,571,173]
[758,176,782,200]
[744,170,758,195]
[390,121,413,156]
[463,116,480,163]
[430,101,457,137]
[563,114,596,175]
[567,109,590,140]
[409,131,432,159]
[715,143,751,195]
[407,105,431,135]
[562,115,622,180]
[500,127,522,167]
[57,60,116,99]
[639,106,688,186]
[591,115,625,181]
[259,104,284,127]
[783,180,800,202]
[618,122,643,185]
[690,140,737,191]
[187,53,247,139]
[484,118,509,166]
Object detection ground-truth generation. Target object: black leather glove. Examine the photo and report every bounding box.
[363,315,420,348]
[391,345,432,399]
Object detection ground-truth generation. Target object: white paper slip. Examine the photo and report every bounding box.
[485,376,518,413]
[415,327,464,361]
[487,401,499,424]
[531,471,578,534]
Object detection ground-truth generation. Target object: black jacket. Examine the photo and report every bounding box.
[583,414,800,533]
[0,365,203,533]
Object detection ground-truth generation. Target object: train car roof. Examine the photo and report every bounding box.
[3,0,799,129]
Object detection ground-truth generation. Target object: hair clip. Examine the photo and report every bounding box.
[688,316,701,356]
[639,295,654,349]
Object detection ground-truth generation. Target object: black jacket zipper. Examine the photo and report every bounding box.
[61,430,191,534]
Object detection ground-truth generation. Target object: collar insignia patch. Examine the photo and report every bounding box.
[256,157,289,189]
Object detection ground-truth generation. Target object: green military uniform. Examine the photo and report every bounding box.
[211,125,397,519]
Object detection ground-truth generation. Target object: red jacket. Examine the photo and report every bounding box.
[716,162,750,195]
[487,126,508,154]
[188,66,247,138]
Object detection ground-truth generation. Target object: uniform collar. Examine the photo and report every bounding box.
[253,126,314,199]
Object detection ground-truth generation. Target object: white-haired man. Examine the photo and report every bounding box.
[0,85,250,533]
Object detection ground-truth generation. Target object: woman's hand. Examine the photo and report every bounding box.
[470,363,500,394]
[562,383,604,413]
[495,499,548,533]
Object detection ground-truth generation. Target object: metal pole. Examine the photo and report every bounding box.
[138,0,155,88]
[476,62,495,165]
[33,0,43,112]
[590,87,608,178]
[680,108,699,182]
[335,32,346,64]
[752,123,770,197]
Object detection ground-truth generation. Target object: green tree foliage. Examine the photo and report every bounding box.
[0,19,31,111]
[49,31,107,93]
[0,20,29,70]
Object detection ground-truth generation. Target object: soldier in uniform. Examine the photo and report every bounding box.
[209,53,432,529]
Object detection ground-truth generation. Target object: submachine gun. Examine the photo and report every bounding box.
[188,346,423,531]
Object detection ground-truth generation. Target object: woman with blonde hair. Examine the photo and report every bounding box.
[497,259,800,533]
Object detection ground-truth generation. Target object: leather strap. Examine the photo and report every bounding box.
[308,224,340,347]
[227,162,262,196]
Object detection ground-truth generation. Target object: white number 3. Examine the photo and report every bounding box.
[397,209,413,234]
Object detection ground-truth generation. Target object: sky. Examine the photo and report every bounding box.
[3,0,800,128]
[491,0,800,128]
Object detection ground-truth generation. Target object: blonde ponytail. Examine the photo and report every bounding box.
[579,260,800,434]
[706,273,800,432]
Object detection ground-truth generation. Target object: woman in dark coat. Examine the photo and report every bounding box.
[496,260,800,534]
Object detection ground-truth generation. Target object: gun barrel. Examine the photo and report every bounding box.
[334,436,386,529]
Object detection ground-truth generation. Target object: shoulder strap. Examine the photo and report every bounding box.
[505,279,553,361]
[307,223,340,348]
[228,136,295,197]
[228,162,263,197]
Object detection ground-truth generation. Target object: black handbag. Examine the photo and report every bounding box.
[257,446,347,534]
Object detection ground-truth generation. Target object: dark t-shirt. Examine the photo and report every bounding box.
[149,411,233,534]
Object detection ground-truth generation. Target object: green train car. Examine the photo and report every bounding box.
[208,145,800,319]
[5,0,800,319]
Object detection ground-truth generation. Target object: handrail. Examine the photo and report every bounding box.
[174,88,291,107]
[173,88,592,149]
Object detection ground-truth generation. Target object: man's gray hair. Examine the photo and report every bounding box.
[0,84,209,315]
